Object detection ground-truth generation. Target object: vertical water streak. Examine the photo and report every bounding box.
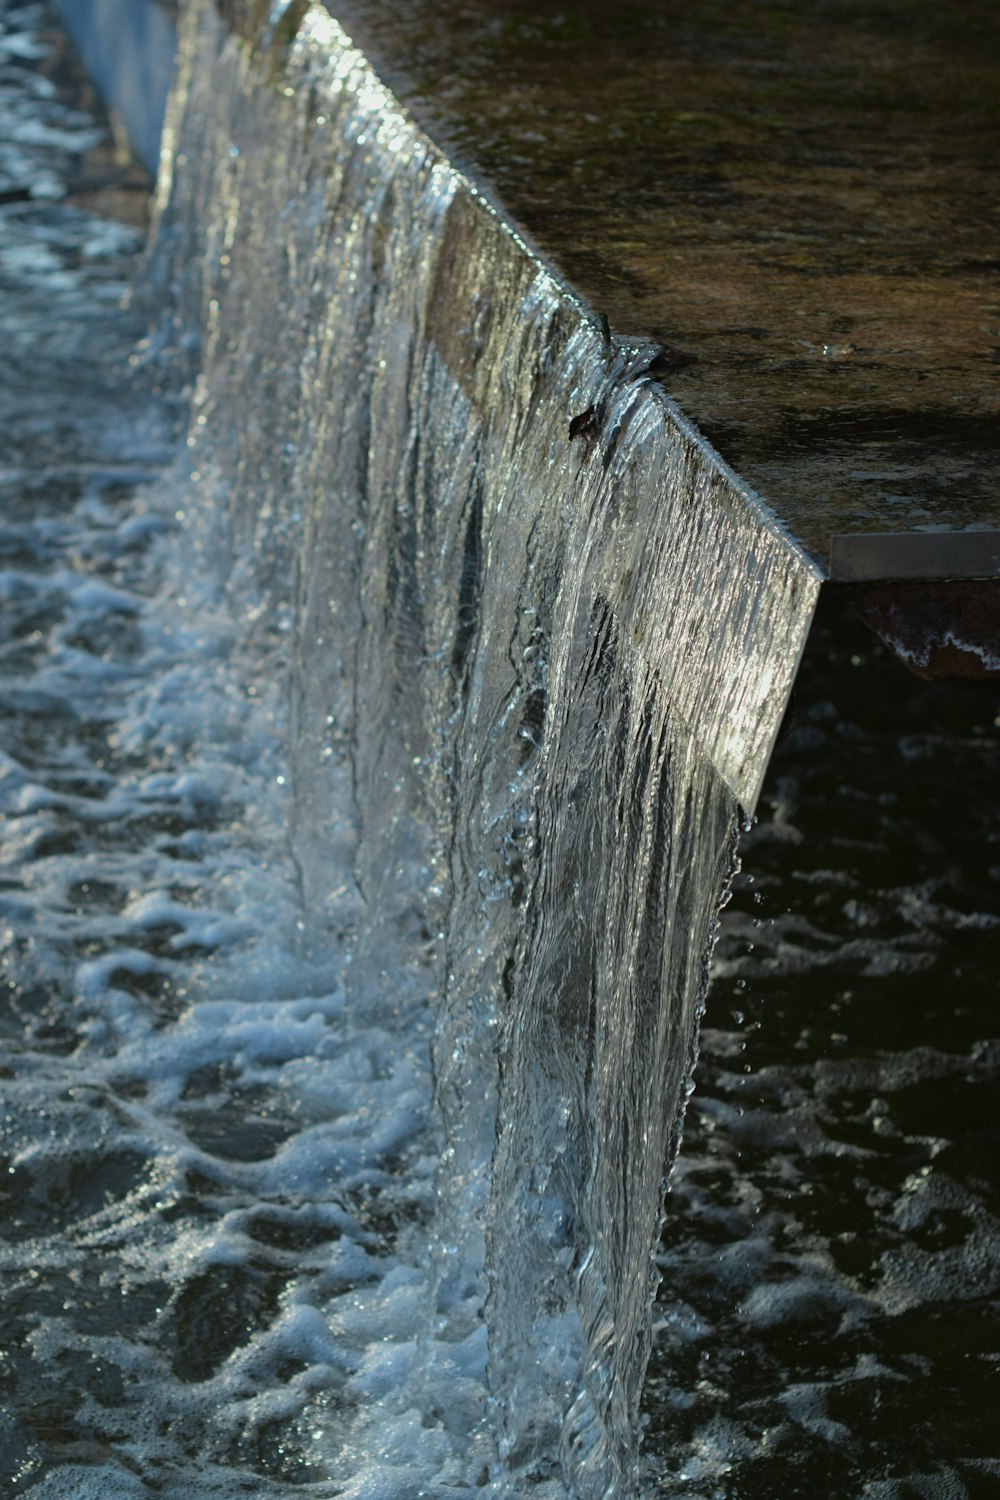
[146,2,822,1490]
[481,372,812,1495]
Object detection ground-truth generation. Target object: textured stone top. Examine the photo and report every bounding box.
[318,0,999,577]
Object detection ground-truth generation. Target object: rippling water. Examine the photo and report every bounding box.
[645,600,1000,1497]
[1,8,441,1494]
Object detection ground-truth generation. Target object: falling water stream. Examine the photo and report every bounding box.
[1,3,997,1498]
[146,3,819,1491]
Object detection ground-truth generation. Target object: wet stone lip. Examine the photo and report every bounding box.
[829,530,1000,584]
[51,0,1000,674]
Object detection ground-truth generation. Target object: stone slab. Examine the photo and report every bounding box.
[51,0,1000,667]
[321,0,1000,581]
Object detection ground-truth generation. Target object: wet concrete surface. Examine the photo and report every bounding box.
[305,0,1000,577]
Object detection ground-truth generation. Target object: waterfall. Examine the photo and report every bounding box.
[147,1,820,1490]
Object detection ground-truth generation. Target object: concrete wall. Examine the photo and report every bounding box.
[50,0,177,175]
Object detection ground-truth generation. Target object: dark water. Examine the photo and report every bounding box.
[645,596,1000,1497]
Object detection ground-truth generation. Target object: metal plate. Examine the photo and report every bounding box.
[829,530,1000,583]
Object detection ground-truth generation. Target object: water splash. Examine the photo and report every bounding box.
[146,3,820,1490]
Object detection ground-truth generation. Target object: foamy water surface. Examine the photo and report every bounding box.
[0,8,471,1494]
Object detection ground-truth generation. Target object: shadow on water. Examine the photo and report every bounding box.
[644,592,1000,1497]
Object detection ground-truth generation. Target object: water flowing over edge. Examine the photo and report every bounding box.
[142,0,821,1490]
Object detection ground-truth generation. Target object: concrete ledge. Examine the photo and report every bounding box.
[56,0,1000,678]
